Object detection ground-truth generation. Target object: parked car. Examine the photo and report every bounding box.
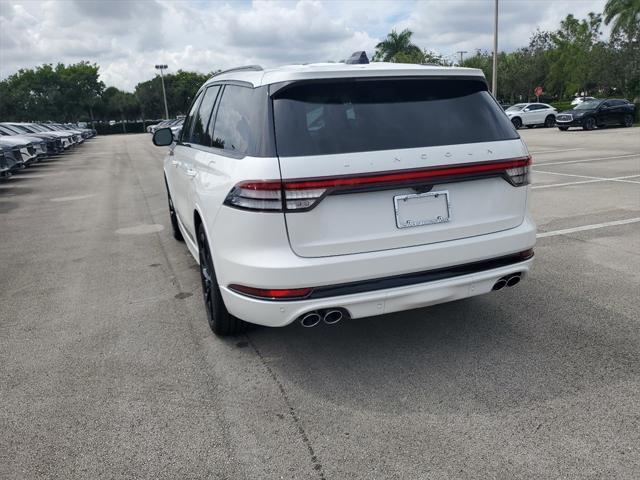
[556,99,636,131]
[7,123,75,149]
[570,96,596,106]
[0,137,38,166]
[169,118,184,137]
[0,144,24,176]
[0,123,64,154]
[152,57,536,336]
[149,119,181,134]
[0,125,49,159]
[504,103,557,129]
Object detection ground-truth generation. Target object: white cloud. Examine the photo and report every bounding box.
[0,0,608,90]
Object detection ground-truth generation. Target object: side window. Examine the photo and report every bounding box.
[189,85,221,146]
[211,85,269,156]
[181,92,203,143]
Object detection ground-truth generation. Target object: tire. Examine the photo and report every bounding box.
[544,115,556,128]
[165,180,183,241]
[511,117,522,129]
[582,117,595,131]
[197,223,246,336]
[623,114,634,127]
[558,127,569,131]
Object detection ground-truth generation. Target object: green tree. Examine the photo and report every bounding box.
[604,0,640,36]
[134,70,209,119]
[373,29,422,62]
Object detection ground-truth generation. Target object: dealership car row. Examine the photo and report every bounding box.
[0,122,96,178]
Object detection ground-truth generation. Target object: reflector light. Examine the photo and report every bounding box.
[228,284,313,300]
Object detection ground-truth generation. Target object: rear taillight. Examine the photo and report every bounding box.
[224,156,532,212]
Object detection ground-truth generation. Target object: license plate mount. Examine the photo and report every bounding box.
[393,190,450,229]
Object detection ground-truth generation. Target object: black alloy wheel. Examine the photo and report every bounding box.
[583,117,596,130]
[197,224,245,336]
[544,115,556,128]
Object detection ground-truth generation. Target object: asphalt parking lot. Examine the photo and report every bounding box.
[1,127,639,479]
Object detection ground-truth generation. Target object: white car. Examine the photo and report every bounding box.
[153,57,536,335]
[504,103,557,129]
[571,96,596,106]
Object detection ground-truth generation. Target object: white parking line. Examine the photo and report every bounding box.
[530,148,585,154]
[535,153,640,166]
[537,218,640,238]
[532,171,640,189]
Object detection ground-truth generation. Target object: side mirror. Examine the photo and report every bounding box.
[152,127,174,146]
[523,107,531,112]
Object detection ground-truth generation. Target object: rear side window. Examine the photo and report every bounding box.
[190,85,221,145]
[211,85,272,156]
[273,78,519,156]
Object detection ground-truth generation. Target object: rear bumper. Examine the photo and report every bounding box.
[221,256,533,327]
[216,215,536,326]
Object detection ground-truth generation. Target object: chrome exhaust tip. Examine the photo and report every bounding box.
[300,312,321,328]
[323,309,343,325]
[506,274,521,287]
[493,279,507,291]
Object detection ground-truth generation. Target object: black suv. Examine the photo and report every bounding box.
[556,99,636,131]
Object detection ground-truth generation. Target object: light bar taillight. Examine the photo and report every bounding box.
[224,156,531,212]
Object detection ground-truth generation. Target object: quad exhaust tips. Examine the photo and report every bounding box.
[493,273,522,291]
[299,308,349,327]
[300,312,322,328]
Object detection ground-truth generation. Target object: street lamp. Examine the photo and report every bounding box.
[155,64,169,119]
[491,0,499,98]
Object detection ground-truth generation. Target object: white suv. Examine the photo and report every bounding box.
[153,56,536,335]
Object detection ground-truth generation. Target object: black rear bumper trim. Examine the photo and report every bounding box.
[307,250,534,299]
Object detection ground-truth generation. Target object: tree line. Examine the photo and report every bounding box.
[0,1,637,123]
[373,2,639,104]
[0,63,212,123]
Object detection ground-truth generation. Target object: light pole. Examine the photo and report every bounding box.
[491,0,499,98]
[155,64,169,119]
[456,50,468,65]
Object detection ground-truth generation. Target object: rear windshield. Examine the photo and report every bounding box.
[272,78,518,157]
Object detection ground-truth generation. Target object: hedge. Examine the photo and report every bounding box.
[94,122,149,135]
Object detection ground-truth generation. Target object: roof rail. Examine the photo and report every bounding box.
[211,65,263,77]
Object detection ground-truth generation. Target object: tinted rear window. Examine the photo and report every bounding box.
[273,78,518,156]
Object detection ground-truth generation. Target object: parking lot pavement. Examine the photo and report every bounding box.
[1,129,639,479]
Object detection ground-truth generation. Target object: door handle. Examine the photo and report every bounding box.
[171,160,179,167]
[185,168,197,177]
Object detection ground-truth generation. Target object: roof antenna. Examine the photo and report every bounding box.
[345,51,369,64]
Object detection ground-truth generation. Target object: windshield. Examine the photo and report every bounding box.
[1,124,24,135]
[9,124,33,134]
[273,78,519,156]
[506,104,527,112]
[575,100,602,110]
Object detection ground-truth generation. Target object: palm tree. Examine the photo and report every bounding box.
[373,29,423,62]
[603,0,640,36]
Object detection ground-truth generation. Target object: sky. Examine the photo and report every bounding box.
[0,0,608,91]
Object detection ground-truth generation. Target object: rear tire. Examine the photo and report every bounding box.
[623,114,634,127]
[582,117,595,131]
[197,224,246,336]
[166,180,183,241]
[544,115,555,128]
[511,117,522,129]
